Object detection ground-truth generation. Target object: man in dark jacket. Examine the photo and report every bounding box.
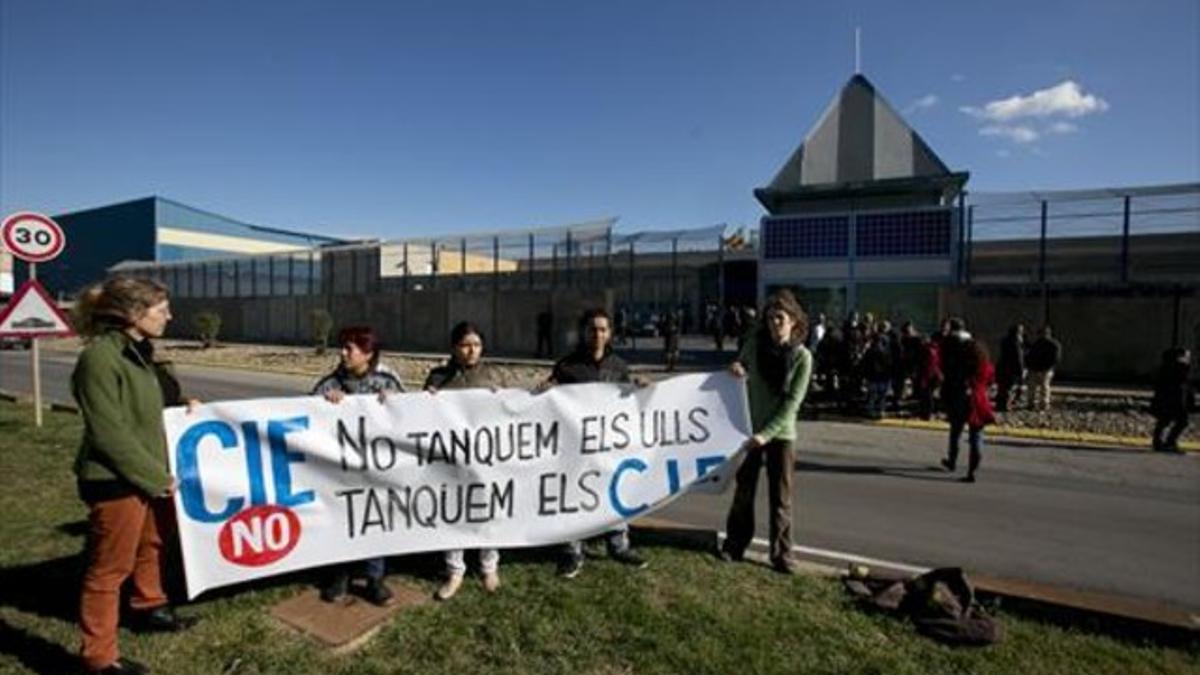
[1025,326,1062,411]
[995,324,1026,412]
[542,308,648,578]
[1151,347,1194,453]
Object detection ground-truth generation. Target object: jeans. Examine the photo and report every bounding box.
[865,380,890,417]
[947,420,984,476]
[446,548,499,575]
[325,557,385,589]
[562,525,630,561]
[1153,416,1189,450]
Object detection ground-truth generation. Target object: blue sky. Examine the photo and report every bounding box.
[1,1,1197,239]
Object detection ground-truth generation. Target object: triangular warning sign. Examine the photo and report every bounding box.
[0,279,75,337]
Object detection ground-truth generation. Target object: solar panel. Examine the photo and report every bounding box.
[763,208,954,259]
[855,209,952,257]
[762,216,850,259]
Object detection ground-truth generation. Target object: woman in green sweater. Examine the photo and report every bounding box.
[71,277,197,675]
[719,290,813,574]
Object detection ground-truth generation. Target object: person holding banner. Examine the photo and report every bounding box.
[312,326,405,606]
[720,290,813,575]
[71,277,197,675]
[543,307,649,578]
[424,321,511,599]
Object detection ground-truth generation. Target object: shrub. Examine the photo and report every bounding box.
[193,311,222,349]
[310,308,334,355]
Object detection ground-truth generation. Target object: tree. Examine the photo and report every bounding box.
[193,311,222,349]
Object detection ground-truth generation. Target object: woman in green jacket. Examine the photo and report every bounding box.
[72,277,196,675]
[719,290,813,574]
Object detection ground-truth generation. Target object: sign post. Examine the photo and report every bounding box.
[1,212,69,427]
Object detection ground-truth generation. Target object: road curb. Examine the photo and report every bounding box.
[632,517,1200,643]
[816,413,1199,453]
[0,388,78,414]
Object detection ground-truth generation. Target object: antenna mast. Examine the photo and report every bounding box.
[855,27,862,74]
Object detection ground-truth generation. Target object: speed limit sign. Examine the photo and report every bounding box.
[1,212,66,263]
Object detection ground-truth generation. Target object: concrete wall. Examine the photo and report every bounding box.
[167,287,609,358]
[943,285,1199,381]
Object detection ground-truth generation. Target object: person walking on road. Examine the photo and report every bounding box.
[1025,326,1062,411]
[71,277,199,675]
[941,335,996,482]
[719,290,813,574]
[312,326,404,606]
[1150,347,1194,453]
[425,321,509,598]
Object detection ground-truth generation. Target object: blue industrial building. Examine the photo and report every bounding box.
[17,197,345,296]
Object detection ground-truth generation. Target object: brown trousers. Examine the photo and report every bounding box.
[723,439,795,563]
[80,494,174,669]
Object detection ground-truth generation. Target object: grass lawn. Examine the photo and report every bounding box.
[1,400,1197,675]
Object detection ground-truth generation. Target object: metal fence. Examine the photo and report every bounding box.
[111,219,734,309]
[963,182,1200,285]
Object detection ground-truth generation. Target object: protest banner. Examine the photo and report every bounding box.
[165,372,751,598]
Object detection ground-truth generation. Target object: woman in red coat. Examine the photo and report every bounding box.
[941,339,995,483]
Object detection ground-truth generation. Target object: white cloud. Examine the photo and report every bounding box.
[1047,121,1078,134]
[995,149,1011,158]
[951,73,966,83]
[980,124,1039,144]
[960,80,1109,122]
[903,94,939,115]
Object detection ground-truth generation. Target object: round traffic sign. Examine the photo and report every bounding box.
[1,212,65,263]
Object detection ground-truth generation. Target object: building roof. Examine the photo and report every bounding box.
[756,74,966,212]
[51,196,345,248]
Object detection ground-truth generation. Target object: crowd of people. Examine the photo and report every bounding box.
[807,314,1064,420]
[65,276,1192,674]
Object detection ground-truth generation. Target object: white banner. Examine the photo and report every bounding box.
[165,372,751,598]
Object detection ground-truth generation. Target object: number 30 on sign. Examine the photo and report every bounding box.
[2,212,66,263]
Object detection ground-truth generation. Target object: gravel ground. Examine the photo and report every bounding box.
[994,394,1197,443]
[40,338,554,388]
[40,338,1194,443]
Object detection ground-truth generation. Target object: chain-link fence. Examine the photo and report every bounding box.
[964,182,1199,285]
[110,219,735,310]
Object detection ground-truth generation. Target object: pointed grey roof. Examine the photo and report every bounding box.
[756,74,966,213]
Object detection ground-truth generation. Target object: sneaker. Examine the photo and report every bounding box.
[482,570,501,593]
[715,548,740,563]
[435,573,464,601]
[319,574,349,603]
[772,557,797,575]
[940,458,956,472]
[610,548,648,569]
[364,578,394,607]
[86,657,150,674]
[557,556,584,579]
[127,606,196,633]
[962,474,977,483]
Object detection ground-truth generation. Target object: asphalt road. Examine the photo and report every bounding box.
[3,350,1198,611]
